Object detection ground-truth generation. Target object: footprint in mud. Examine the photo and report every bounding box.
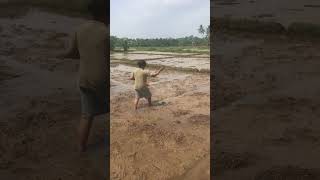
[213,151,256,176]
[0,41,15,56]
[255,166,320,180]
[267,135,293,146]
[173,132,187,145]
[282,128,319,143]
[0,65,21,82]
[267,96,310,108]
[172,109,191,117]
[188,114,210,126]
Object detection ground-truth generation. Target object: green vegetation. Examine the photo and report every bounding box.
[133,46,209,54]
[111,24,210,52]
[198,24,211,46]
[110,36,209,53]
[123,39,129,52]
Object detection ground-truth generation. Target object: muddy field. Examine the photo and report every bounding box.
[110,50,210,179]
[0,6,211,180]
[213,31,320,179]
[0,8,106,180]
[212,0,320,27]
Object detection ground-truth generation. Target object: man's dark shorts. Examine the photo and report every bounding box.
[135,86,152,99]
[80,85,109,116]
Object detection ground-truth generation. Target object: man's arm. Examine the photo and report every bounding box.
[56,32,80,59]
[150,67,165,77]
[129,72,135,80]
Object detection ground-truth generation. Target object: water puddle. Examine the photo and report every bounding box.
[110,64,192,97]
[147,57,210,71]
[111,53,173,61]
[128,51,200,56]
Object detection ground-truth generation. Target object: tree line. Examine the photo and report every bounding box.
[111,24,211,51]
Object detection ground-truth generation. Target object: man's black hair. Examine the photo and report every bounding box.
[137,60,147,69]
[87,0,109,23]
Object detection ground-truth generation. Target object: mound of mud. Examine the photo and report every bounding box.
[213,81,244,109]
[288,22,320,37]
[212,17,320,39]
[0,4,29,18]
[212,18,286,33]
[188,114,210,126]
[0,65,20,82]
[255,166,320,180]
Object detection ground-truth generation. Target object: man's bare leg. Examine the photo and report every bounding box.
[147,97,152,107]
[78,114,93,152]
[135,98,140,110]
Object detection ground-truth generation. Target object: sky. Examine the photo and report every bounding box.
[110,0,210,38]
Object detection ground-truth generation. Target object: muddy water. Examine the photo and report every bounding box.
[148,57,210,71]
[110,64,192,98]
[193,54,210,58]
[111,53,173,60]
[110,50,210,99]
[212,0,320,26]
[111,52,210,71]
[127,51,201,56]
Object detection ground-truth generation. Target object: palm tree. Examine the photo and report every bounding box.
[198,25,205,37]
[123,39,129,52]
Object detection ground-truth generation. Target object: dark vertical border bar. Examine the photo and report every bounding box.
[210,0,214,178]
[106,0,111,179]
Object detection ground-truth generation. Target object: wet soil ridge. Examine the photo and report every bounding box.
[213,151,256,176]
[212,29,320,179]
[255,166,320,180]
[111,60,210,74]
[212,17,320,37]
[111,51,210,73]
[0,0,88,11]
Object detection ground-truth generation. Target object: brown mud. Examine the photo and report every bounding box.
[213,31,320,179]
[110,52,210,179]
